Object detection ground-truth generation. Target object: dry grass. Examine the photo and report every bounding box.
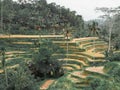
[61,58,88,66]
[0,64,19,73]
[63,64,81,69]
[85,66,104,74]
[40,79,55,90]
[84,51,105,57]
[62,66,74,71]
[12,42,33,44]
[72,71,87,79]
[0,35,64,39]
[72,37,98,42]
[6,51,26,55]
[0,69,3,73]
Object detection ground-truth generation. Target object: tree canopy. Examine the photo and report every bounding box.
[0,0,84,37]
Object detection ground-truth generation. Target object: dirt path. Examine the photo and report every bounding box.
[40,79,55,90]
[72,71,87,79]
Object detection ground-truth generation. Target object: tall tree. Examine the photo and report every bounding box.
[0,0,3,34]
[96,7,118,53]
[88,21,100,54]
[88,21,100,37]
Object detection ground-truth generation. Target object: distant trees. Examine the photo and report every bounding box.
[105,52,120,62]
[0,0,84,36]
[96,6,120,51]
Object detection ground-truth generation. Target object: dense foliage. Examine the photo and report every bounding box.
[29,39,65,78]
[0,0,84,37]
[83,78,116,90]
[0,63,37,90]
[48,76,77,90]
[105,52,120,61]
[96,6,120,50]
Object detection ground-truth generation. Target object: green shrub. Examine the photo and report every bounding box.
[84,78,117,90]
[103,62,120,89]
[114,37,120,50]
[48,76,77,90]
[30,39,65,78]
[106,52,120,61]
[104,62,119,73]
[104,62,120,83]
[0,63,37,90]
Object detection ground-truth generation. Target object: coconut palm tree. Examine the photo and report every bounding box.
[63,24,71,65]
[66,29,69,59]
[88,21,100,54]
[88,21,100,37]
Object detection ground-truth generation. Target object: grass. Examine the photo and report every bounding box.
[75,52,105,60]
[84,43,107,50]
[40,79,55,90]
[71,73,86,80]
[60,58,87,66]
[65,54,88,61]
[81,40,106,47]
[62,64,81,70]
[0,35,64,39]
[48,74,78,90]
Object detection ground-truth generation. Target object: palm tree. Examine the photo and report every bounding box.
[88,21,100,37]
[63,24,71,65]
[66,29,69,59]
[88,21,100,54]
[95,7,117,54]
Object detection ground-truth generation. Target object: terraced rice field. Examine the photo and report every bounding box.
[0,35,108,90]
[54,36,108,90]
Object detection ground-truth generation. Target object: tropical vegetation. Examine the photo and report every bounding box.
[0,0,120,90]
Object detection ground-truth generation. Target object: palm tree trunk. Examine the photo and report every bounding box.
[65,35,69,65]
[8,24,11,42]
[4,67,8,87]
[108,27,112,53]
[108,19,113,53]
[39,30,41,44]
[1,0,3,34]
